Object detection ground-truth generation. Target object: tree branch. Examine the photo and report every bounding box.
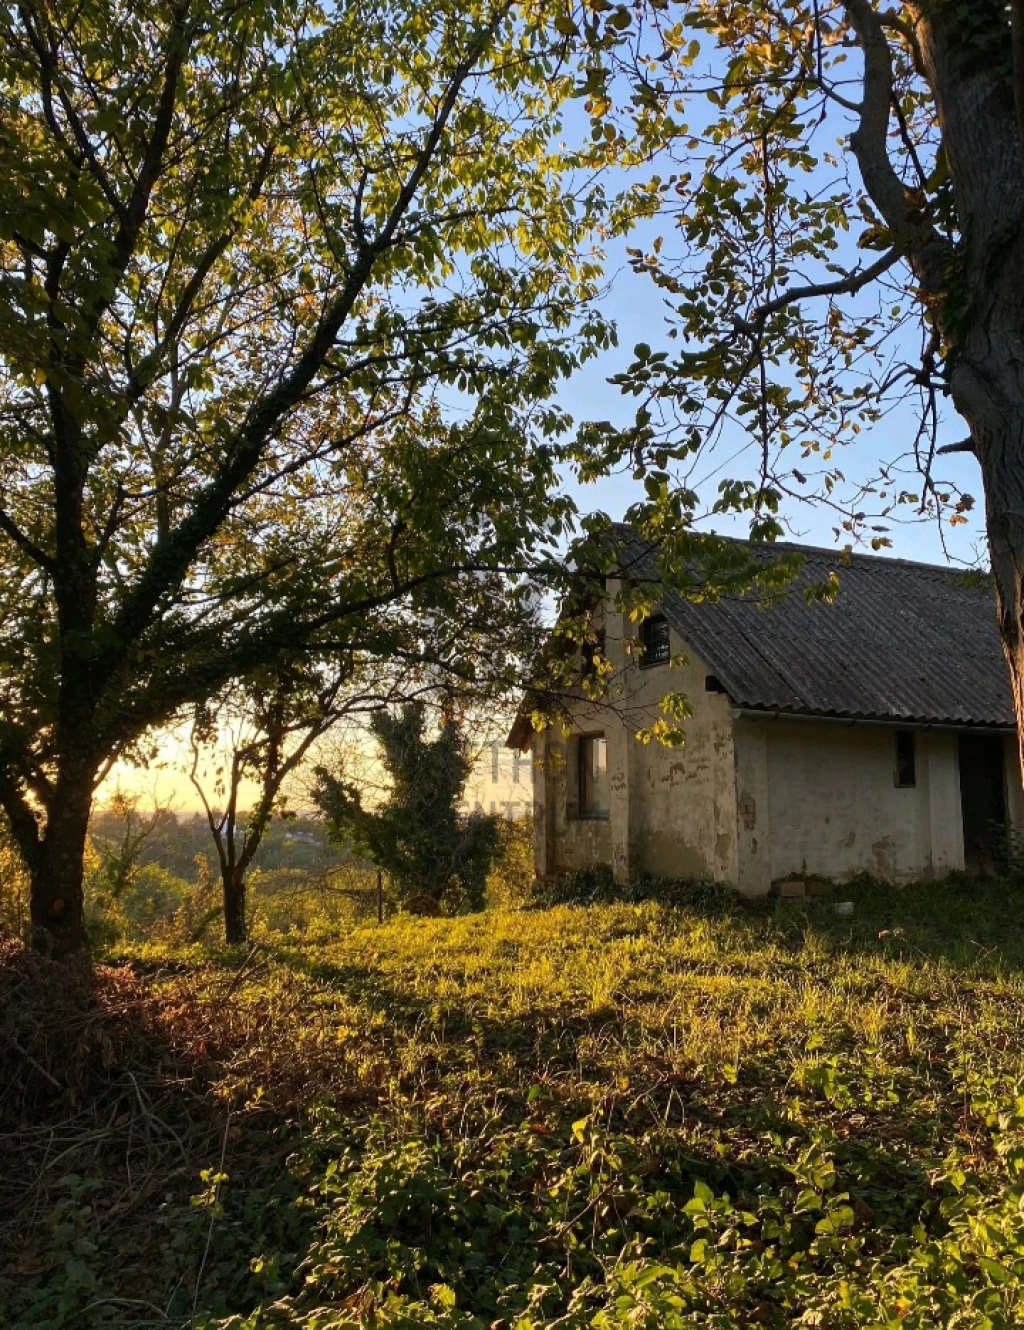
[86,1,194,334]
[0,504,57,574]
[0,763,42,874]
[739,245,903,333]
[103,15,503,671]
[843,0,951,292]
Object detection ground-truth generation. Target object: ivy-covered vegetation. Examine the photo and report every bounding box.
[6,877,1024,1328]
[314,705,502,914]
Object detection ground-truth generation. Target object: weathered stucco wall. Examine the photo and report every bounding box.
[750,718,965,884]
[533,604,737,885]
[626,635,736,884]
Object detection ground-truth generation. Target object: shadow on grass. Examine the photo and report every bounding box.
[5,882,1006,1329]
[0,938,314,1329]
[768,873,1024,974]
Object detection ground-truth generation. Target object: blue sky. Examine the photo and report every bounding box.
[551,223,987,569]
[547,43,987,572]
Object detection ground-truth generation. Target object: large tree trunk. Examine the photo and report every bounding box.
[222,868,248,945]
[951,328,1024,784]
[913,5,1024,785]
[29,767,95,958]
[977,408,1024,784]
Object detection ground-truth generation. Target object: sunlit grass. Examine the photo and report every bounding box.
[10,876,1024,1327]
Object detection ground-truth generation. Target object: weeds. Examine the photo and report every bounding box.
[7,877,1024,1326]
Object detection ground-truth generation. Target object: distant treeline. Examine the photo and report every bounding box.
[88,810,348,884]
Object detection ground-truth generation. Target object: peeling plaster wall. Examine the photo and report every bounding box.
[627,635,737,885]
[533,727,612,875]
[535,608,737,884]
[757,719,964,883]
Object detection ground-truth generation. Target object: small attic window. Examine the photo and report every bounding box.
[639,614,670,668]
[581,629,605,682]
[894,730,916,788]
[705,675,726,693]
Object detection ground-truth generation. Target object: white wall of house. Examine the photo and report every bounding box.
[738,718,963,890]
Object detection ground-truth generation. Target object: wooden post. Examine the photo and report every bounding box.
[376,868,383,924]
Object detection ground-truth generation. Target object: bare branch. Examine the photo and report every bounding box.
[740,246,903,333]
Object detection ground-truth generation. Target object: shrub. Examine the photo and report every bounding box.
[486,816,535,907]
[531,864,733,911]
[0,827,28,939]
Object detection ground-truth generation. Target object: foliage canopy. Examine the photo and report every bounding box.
[0,0,655,951]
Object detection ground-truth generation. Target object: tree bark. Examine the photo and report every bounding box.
[221,867,248,945]
[912,5,1024,787]
[956,346,1024,782]
[28,766,95,958]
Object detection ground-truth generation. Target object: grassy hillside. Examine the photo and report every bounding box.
[6,879,1024,1328]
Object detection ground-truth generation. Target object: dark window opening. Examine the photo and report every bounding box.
[705,674,726,693]
[894,730,916,788]
[639,614,670,668]
[581,629,606,683]
[959,733,1007,874]
[578,734,609,818]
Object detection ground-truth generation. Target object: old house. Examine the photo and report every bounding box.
[508,533,1023,894]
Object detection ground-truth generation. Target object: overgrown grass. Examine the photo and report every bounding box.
[7,875,1024,1327]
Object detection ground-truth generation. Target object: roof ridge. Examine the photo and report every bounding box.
[609,522,985,579]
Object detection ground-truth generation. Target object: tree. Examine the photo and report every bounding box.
[88,789,170,902]
[187,662,351,943]
[187,658,449,942]
[313,704,500,913]
[571,0,1024,772]
[0,0,650,954]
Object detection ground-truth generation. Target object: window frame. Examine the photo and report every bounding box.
[639,614,671,669]
[577,733,610,819]
[894,729,916,788]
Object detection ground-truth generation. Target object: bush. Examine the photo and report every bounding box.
[0,829,27,939]
[531,864,733,911]
[249,865,381,937]
[486,816,534,907]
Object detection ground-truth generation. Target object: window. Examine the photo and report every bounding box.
[581,629,606,684]
[491,742,499,782]
[895,730,916,788]
[639,614,670,668]
[578,735,609,817]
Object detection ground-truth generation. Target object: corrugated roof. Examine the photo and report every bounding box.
[616,528,1015,729]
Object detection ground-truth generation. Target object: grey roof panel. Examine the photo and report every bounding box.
[615,530,1014,728]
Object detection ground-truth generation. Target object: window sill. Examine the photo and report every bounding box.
[639,659,668,670]
[572,812,610,822]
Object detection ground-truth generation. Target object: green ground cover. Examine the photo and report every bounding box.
[6,877,1024,1328]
